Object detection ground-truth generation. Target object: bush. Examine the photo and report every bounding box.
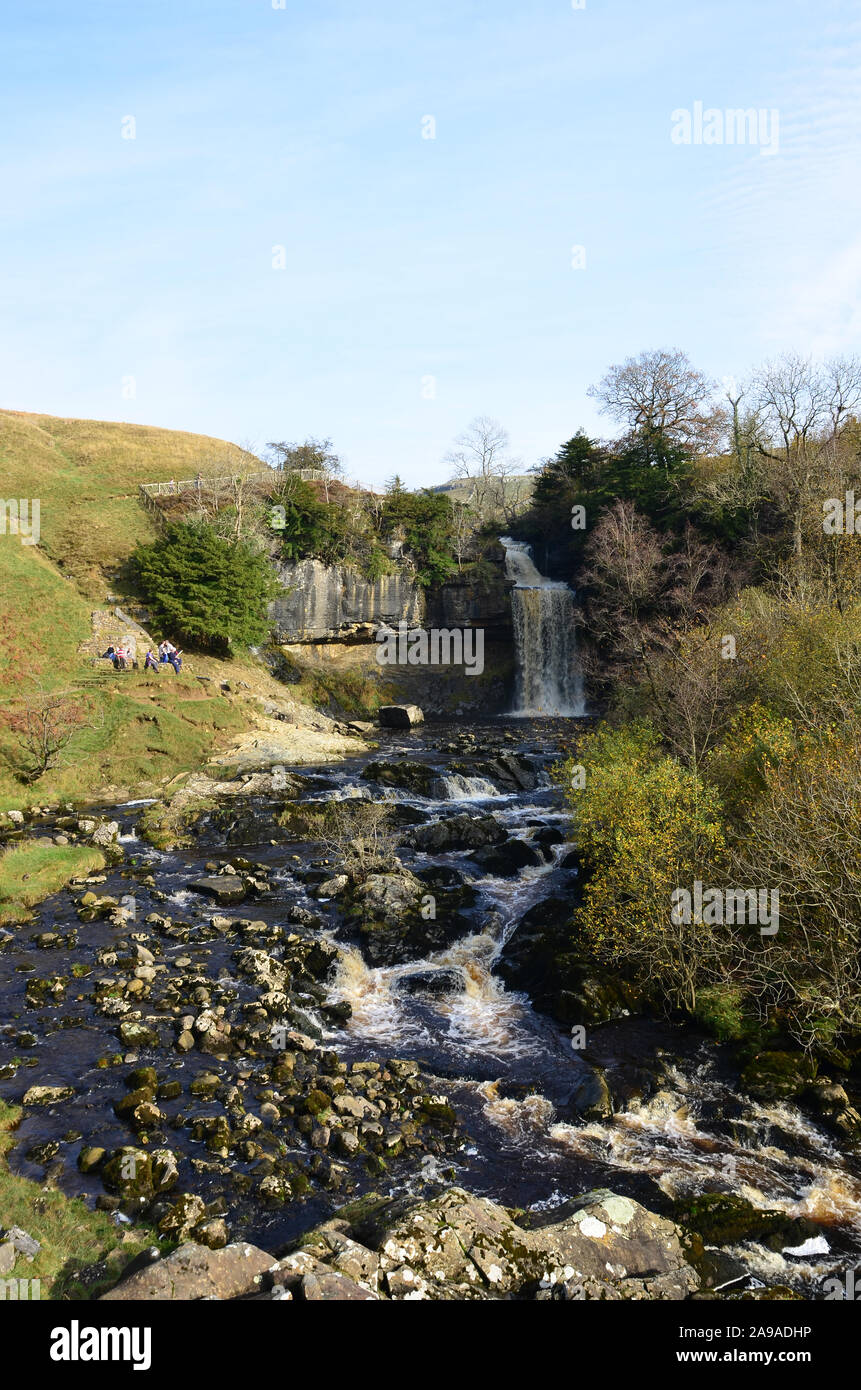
[363,545,394,582]
[693,985,750,1042]
[131,521,278,653]
[563,721,730,1014]
[272,478,355,566]
[705,700,795,821]
[381,484,457,587]
[730,724,861,1046]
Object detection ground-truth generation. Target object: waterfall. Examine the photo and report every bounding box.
[499,537,586,717]
[432,773,501,801]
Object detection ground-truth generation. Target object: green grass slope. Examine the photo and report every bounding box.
[0,410,267,805]
[0,409,259,593]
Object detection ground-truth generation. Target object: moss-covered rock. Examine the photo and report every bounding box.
[495,897,644,1027]
[673,1193,818,1252]
[77,1146,106,1174]
[739,1051,818,1101]
[301,1089,332,1119]
[114,1086,156,1121]
[361,760,436,797]
[289,1186,698,1300]
[102,1147,153,1198]
[125,1066,158,1092]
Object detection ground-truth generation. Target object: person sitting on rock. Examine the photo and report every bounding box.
[144,649,160,672]
[168,649,183,674]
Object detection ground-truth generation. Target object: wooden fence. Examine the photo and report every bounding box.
[137,469,332,516]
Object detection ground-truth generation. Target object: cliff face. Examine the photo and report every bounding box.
[269,558,516,715]
[427,572,513,644]
[269,559,424,642]
[270,559,514,646]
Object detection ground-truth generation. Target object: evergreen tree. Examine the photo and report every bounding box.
[132,521,278,654]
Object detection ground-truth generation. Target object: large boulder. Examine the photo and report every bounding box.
[484,753,539,791]
[347,869,471,966]
[361,759,435,797]
[353,870,425,925]
[495,896,643,1026]
[91,820,121,847]
[470,838,543,876]
[407,813,506,854]
[188,875,247,904]
[100,1241,274,1301]
[378,704,424,729]
[289,1187,699,1300]
[673,1193,820,1256]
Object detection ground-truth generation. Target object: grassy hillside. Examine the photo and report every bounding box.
[0,841,106,925]
[431,474,535,509]
[0,409,259,593]
[0,410,279,806]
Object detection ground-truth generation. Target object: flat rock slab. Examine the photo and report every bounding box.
[302,1272,378,1301]
[22,1085,75,1106]
[188,876,247,903]
[100,1242,274,1301]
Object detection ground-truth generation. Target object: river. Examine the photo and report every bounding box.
[2,718,860,1294]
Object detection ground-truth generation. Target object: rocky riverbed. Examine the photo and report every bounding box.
[2,720,861,1300]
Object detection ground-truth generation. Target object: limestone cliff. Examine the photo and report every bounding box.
[269,557,516,715]
[269,558,424,642]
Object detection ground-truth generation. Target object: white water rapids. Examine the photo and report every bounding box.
[318,741,861,1294]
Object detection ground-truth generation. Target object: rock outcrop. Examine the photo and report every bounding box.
[378,704,424,729]
[100,1241,275,1301]
[99,1187,700,1301]
[270,559,423,642]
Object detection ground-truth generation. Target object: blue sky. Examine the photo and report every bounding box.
[1,0,859,488]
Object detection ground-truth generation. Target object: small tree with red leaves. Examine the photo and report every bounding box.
[1,684,91,784]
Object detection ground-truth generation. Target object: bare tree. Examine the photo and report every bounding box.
[580,500,667,663]
[318,800,395,880]
[224,439,270,541]
[444,416,520,523]
[1,684,94,783]
[645,623,751,776]
[450,499,478,570]
[748,353,861,558]
[581,501,738,769]
[588,348,726,456]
